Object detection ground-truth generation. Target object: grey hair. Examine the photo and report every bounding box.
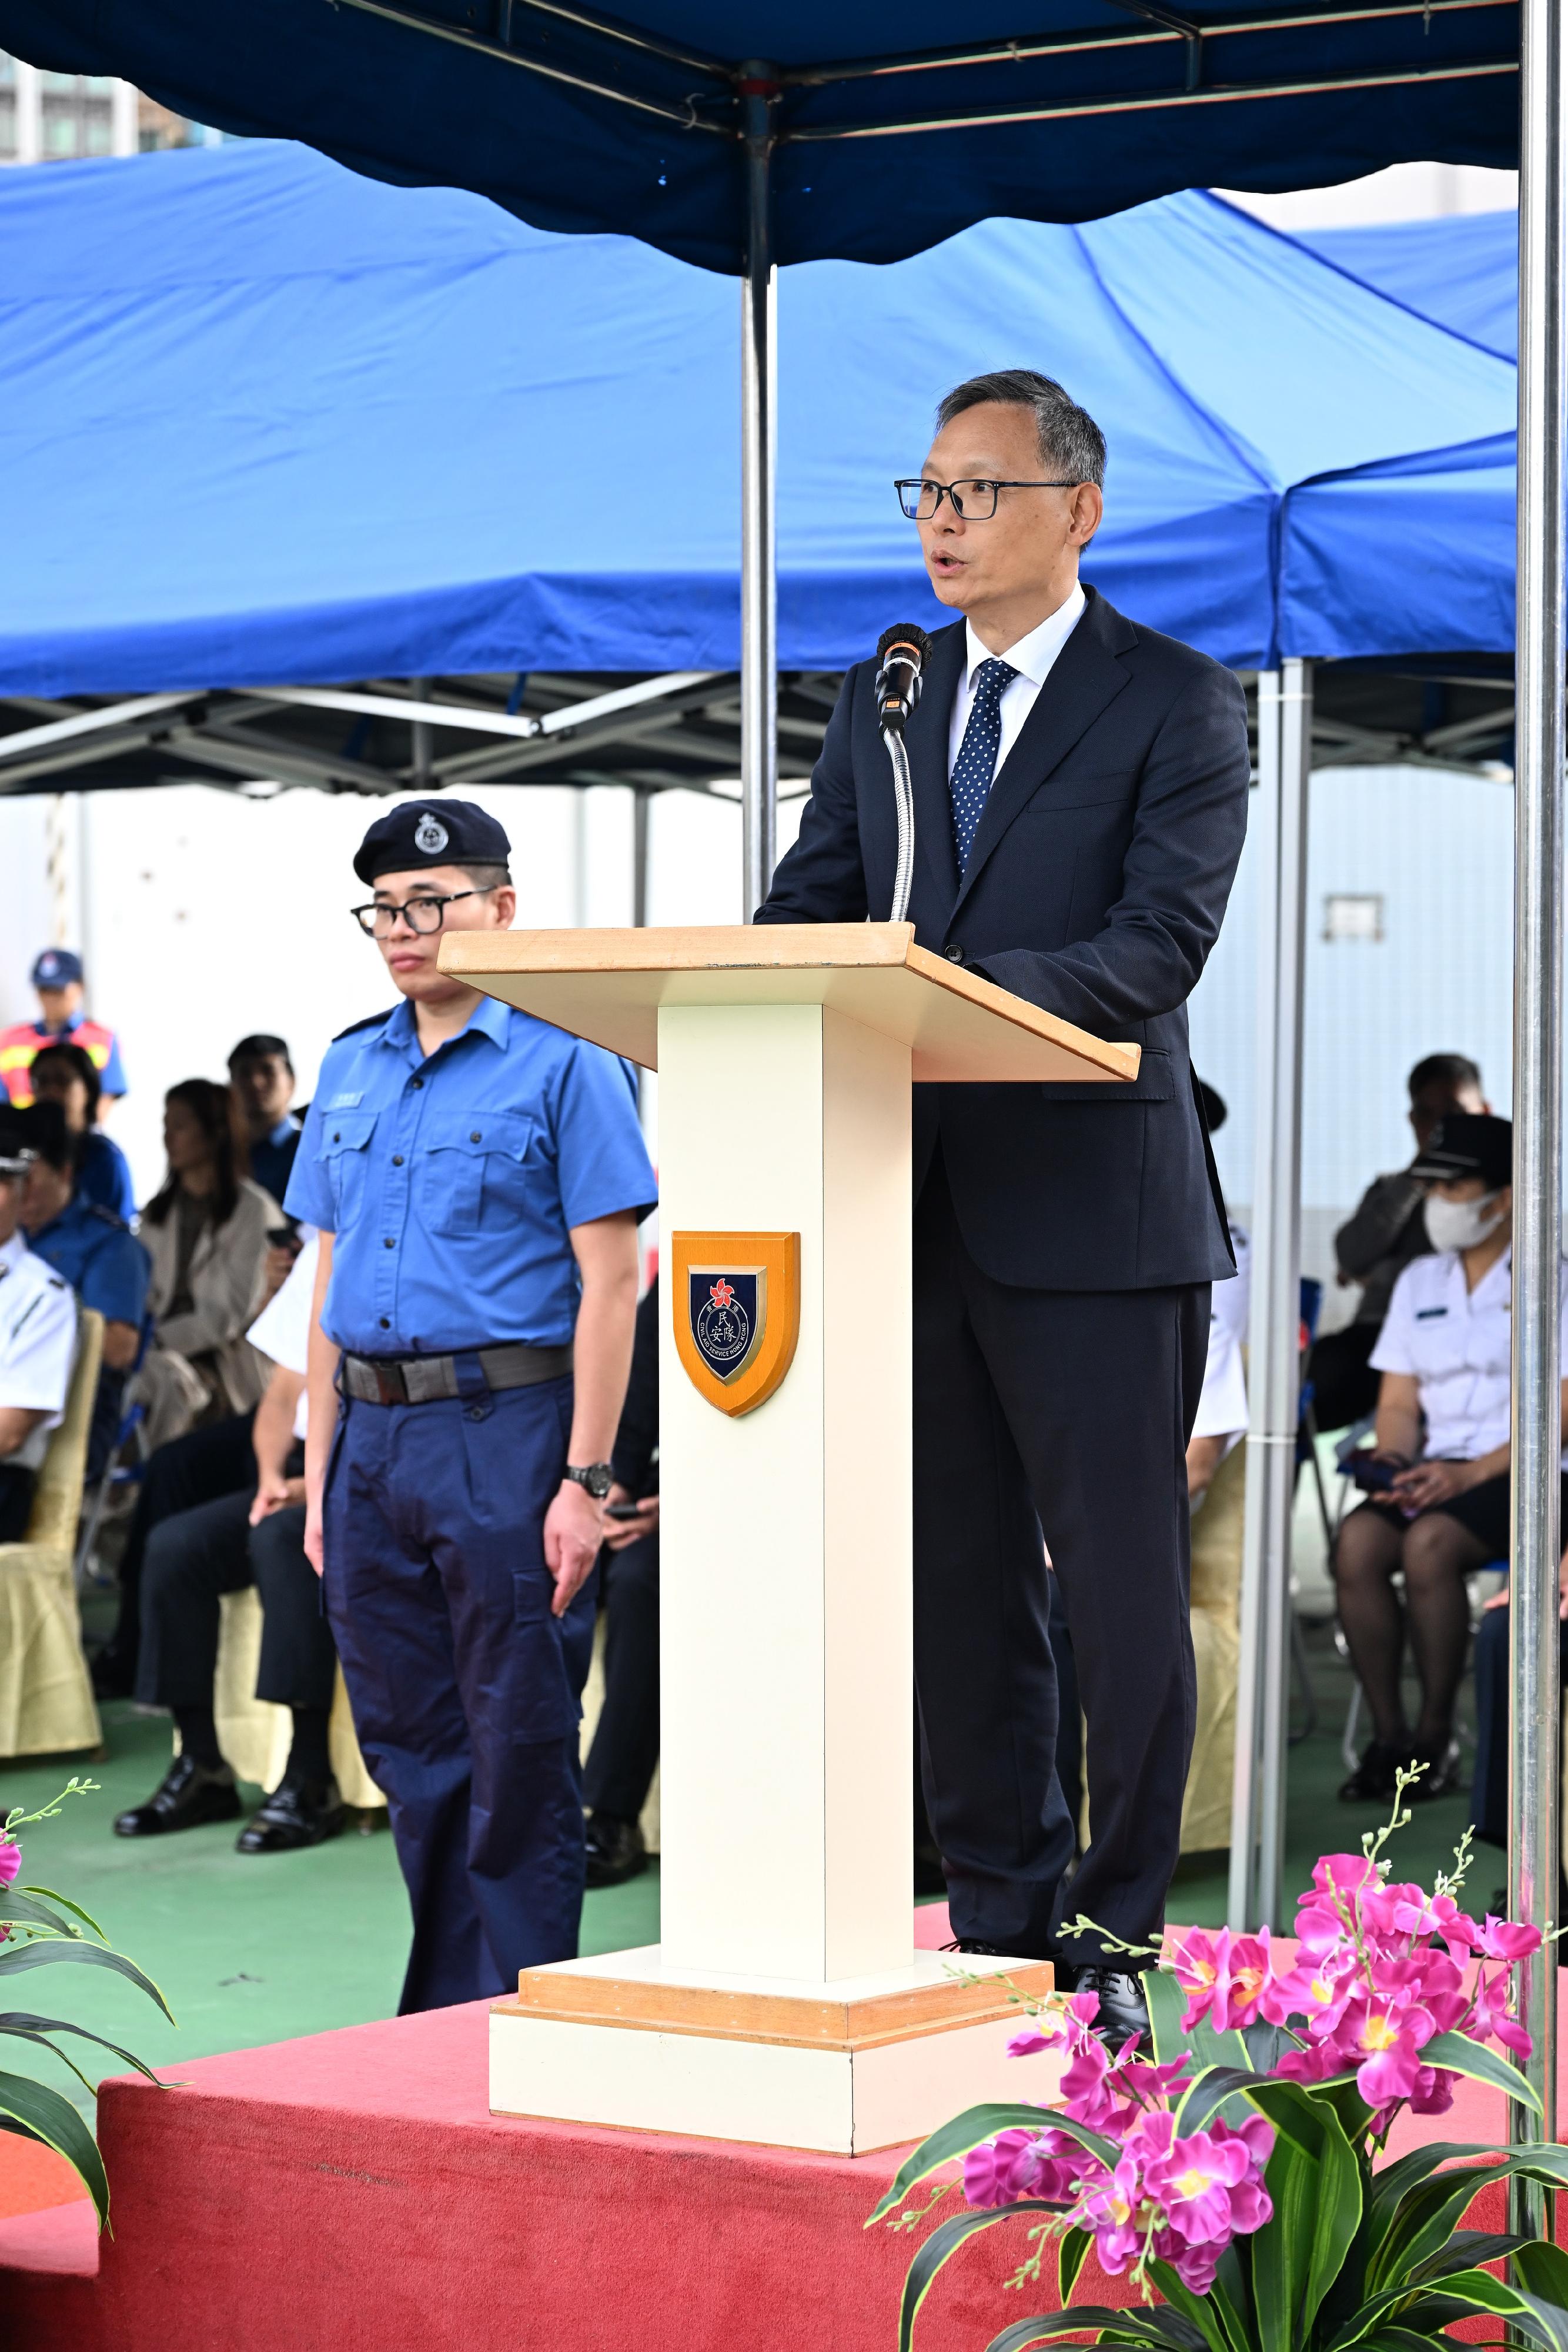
[935,369,1106,488]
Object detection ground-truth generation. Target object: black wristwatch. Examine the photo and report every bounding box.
[564,1461,613,1501]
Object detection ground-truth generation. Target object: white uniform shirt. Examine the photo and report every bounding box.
[1192,1223,1251,1451]
[947,583,1088,780]
[247,1230,319,1441]
[0,1229,78,1471]
[1371,1244,1568,1467]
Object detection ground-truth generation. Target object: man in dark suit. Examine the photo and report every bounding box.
[755,369,1250,2042]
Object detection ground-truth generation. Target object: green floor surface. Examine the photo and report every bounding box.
[0,1623,1490,2126]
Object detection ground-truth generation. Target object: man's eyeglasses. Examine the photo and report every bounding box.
[895,477,1078,522]
[350,888,497,938]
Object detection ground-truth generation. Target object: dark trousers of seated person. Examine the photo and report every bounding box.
[135,1492,336,1783]
[0,1462,36,1542]
[581,1528,659,1823]
[99,1412,256,1682]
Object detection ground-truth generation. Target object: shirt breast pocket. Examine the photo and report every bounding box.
[317,1110,377,1228]
[420,1112,539,1238]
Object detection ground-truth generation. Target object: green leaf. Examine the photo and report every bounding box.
[1141,1966,1251,2077]
[1173,2066,1272,2139]
[0,1890,82,1936]
[1327,2264,1553,2352]
[0,2068,108,2229]
[868,2106,1117,2227]
[1147,2254,1252,2352]
[1249,2129,1315,2352]
[1367,2139,1497,2231]
[0,2011,163,2084]
[1058,2224,1091,2307]
[895,2203,1064,2352]
[22,1885,106,1939]
[984,2316,1203,2352]
[1516,2244,1568,2314]
[0,1937,173,2023]
[1410,2228,1530,2278]
[1302,2099,1365,2337]
[1420,2027,1542,2114]
[1232,2075,1328,2161]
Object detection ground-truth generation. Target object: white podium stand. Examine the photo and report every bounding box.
[440,922,1137,2153]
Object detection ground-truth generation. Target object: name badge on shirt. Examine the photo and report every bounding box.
[1415,1307,1448,1320]
[326,1091,363,1109]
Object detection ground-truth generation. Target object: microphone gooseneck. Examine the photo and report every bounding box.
[874,622,932,923]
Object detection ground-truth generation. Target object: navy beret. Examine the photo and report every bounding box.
[353,799,511,886]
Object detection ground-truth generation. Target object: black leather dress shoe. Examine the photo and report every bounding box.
[940,1938,1005,1957]
[1061,1965,1150,2052]
[584,1812,648,1889]
[113,1755,240,1838]
[236,1776,347,1855]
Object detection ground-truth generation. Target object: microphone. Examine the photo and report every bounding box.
[874,622,933,734]
[873,623,931,922]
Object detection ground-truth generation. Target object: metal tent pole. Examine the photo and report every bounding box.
[1509,0,1566,2209]
[1228,661,1312,1930]
[632,784,651,928]
[739,61,778,919]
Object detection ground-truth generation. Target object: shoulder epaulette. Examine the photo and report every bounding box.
[332,1007,398,1043]
[87,1204,129,1232]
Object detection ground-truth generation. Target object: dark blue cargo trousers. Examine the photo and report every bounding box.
[323,1371,596,2013]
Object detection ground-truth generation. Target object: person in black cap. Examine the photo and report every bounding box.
[1336,1112,1568,1802]
[285,798,657,2012]
[0,1105,78,1541]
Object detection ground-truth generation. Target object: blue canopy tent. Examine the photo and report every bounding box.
[1299,208,1518,358]
[0,145,1515,711]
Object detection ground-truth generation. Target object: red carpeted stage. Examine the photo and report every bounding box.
[0,1918,1542,2352]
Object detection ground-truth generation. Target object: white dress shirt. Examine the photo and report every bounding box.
[1192,1223,1251,1453]
[247,1228,319,1439]
[1371,1244,1568,1466]
[0,1229,77,1471]
[946,581,1088,780]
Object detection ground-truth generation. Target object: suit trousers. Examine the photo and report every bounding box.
[136,1491,336,1713]
[323,1375,597,2014]
[581,1527,660,1824]
[914,1154,1208,1965]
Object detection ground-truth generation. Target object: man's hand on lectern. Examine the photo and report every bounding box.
[544,1481,604,1616]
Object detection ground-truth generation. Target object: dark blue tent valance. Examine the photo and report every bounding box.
[0,0,1519,272]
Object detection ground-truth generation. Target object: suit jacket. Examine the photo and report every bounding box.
[755,586,1250,1291]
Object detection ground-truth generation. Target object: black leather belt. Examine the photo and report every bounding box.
[339,1342,572,1406]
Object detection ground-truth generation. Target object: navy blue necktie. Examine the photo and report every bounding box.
[950,656,1018,874]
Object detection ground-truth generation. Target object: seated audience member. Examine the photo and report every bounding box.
[583,1276,659,1889]
[0,948,128,1116]
[228,1035,303,1207]
[17,1102,149,1480]
[1312,1054,1488,1434]
[1335,1113,1567,1803]
[132,1079,279,1452]
[0,1108,78,1541]
[91,1405,259,1699]
[114,1233,346,1852]
[27,1041,135,1224]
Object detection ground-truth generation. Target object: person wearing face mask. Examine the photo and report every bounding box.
[1335,1113,1567,1802]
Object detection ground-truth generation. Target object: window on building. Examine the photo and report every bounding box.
[1323,893,1385,943]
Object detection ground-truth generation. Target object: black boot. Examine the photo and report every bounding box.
[236,1775,347,1855]
[113,1754,240,1838]
[585,1811,647,1889]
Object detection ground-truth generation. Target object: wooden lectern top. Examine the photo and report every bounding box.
[442,921,1139,1086]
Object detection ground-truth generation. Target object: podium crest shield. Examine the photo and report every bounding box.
[670,1231,800,1418]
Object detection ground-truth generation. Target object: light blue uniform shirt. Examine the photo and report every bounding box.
[285,993,656,1357]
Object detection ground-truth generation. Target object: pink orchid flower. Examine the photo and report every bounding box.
[0,1840,20,1887]
[1333,1993,1437,2106]
[1478,1915,1543,1962]
[1142,2119,1266,2249]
